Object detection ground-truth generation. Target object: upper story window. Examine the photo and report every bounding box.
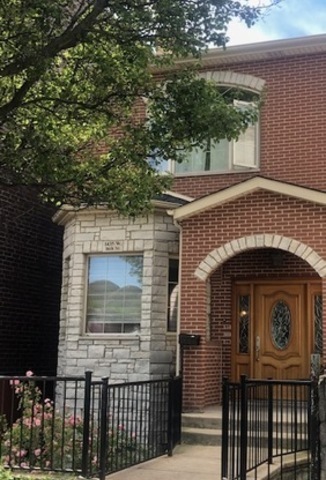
[86,255,143,334]
[149,71,265,176]
[176,103,258,175]
[150,100,259,176]
[175,100,258,175]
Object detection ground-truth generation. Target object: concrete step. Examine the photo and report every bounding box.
[182,424,308,447]
[182,426,222,446]
[181,407,309,446]
[182,413,222,430]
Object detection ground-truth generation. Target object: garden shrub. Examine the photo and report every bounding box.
[1,372,141,474]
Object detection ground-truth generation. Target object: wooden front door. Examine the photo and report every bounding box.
[254,284,307,380]
[232,280,321,381]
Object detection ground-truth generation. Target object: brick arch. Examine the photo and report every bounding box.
[195,234,326,281]
[198,71,265,93]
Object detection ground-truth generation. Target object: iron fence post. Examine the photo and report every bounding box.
[167,378,174,456]
[82,370,92,478]
[221,376,230,480]
[240,375,248,480]
[267,381,273,464]
[310,379,320,480]
[99,377,109,480]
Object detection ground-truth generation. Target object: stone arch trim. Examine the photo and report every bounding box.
[198,71,265,93]
[195,234,326,281]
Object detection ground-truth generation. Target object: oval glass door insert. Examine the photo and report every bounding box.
[271,300,291,350]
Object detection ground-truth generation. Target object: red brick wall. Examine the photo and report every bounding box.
[179,190,326,409]
[172,52,326,198]
[0,188,63,375]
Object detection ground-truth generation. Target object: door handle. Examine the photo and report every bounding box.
[256,335,260,362]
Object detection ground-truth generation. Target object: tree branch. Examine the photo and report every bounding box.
[0,0,109,78]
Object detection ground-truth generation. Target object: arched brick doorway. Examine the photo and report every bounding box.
[207,245,322,383]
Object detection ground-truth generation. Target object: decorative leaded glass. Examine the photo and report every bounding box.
[271,300,291,350]
[314,294,323,355]
[239,295,250,354]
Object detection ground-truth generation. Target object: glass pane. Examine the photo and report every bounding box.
[168,259,179,332]
[86,255,142,333]
[271,300,291,350]
[314,294,323,355]
[210,139,230,171]
[233,125,256,168]
[175,145,206,173]
[238,295,250,354]
[176,140,230,173]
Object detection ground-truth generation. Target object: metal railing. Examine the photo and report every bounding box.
[0,372,182,479]
[221,375,320,480]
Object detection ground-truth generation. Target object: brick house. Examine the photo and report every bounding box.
[54,34,326,411]
[0,187,63,376]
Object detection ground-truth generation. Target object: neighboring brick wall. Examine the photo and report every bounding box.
[0,188,63,375]
[173,52,326,198]
[179,191,326,409]
[56,208,179,382]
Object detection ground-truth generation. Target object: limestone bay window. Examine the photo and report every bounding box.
[86,255,143,334]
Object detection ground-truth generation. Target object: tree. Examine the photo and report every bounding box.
[0,0,279,215]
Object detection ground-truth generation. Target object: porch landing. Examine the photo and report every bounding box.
[108,444,221,480]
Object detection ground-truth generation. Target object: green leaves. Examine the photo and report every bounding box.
[0,0,278,215]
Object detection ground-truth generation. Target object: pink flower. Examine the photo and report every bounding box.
[68,415,81,426]
[26,370,34,377]
[9,379,20,386]
[33,418,41,427]
[20,462,28,468]
[33,405,42,415]
[44,398,52,404]
[118,424,125,431]
[19,449,27,458]
[34,448,41,457]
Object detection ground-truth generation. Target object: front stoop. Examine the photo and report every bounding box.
[181,406,222,446]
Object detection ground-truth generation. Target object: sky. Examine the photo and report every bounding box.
[227,0,326,46]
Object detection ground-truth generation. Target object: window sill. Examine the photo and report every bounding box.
[80,334,140,341]
[174,167,260,177]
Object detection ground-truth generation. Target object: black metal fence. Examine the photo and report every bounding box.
[0,372,182,479]
[222,375,320,480]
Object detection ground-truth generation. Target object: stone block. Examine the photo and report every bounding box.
[150,351,173,364]
[113,348,130,360]
[88,345,105,358]
[111,363,128,374]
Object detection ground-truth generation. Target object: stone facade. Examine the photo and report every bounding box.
[55,205,179,382]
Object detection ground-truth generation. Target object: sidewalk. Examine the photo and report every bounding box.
[108,444,221,480]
